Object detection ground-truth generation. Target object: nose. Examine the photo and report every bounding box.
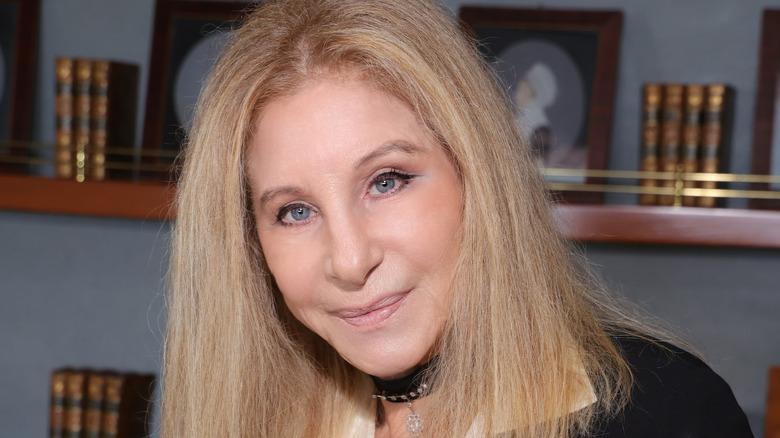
[323,211,383,289]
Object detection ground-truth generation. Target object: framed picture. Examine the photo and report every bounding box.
[750,9,780,209]
[459,7,623,204]
[141,0,253,181]
[0,0,39,173]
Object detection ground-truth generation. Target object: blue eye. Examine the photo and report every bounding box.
[280,205,312,223]
[373,178,396,194]
[369,171,413,196]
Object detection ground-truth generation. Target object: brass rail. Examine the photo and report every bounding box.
[542,166,780,203]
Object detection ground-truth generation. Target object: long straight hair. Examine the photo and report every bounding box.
[163,0,659,436]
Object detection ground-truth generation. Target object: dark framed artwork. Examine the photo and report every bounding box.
[750,9,780,209]
[0,0,39,173]
[142,0,253,180]
[459,7,623,204]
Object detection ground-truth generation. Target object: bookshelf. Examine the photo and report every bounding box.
[2,174,780,248]
[555,204,780,249]
[0,174,174,220]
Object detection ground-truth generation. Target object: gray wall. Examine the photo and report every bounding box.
[584,243,778,436]
[2,0,779,436]
[0,212,169,437]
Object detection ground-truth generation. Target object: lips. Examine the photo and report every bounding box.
[336,291,409,328]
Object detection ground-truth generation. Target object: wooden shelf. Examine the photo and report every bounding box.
[2,174,780,248]
[554,204,780,249]
[0,174,174,220]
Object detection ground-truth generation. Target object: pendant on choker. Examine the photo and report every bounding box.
[372,383,428,436]
[406,402,424,436]
[370,358,436,437]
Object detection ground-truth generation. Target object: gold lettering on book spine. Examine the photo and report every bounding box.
[90,61,110,181]
[73,59,92,183]
[659,84,684,205]
[639,83,662,205]
[83,373,105,438]
[49,370,67,438]
[64,372,85,438]
[55,58,75,179]
[681,85,704,206]
[100,374,122,438]
[698,85,727,207]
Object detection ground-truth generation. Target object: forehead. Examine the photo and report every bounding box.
[247,76,435,177]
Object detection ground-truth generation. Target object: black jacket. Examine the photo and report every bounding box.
[590,336,754,437]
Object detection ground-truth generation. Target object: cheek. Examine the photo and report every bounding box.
[259,233,320,314]
[393,183,462,272]
[422,178,462,245]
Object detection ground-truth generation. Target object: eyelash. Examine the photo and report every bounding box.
[274,170,416,227]
[275,203,313,226]
[368,170,415,197]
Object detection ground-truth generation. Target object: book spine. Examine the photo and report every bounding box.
[697,84,734,208]
[63,370,86,438]
[90,61,140,181]
[681,84,704,207]
[55,58,75,179]
[49,369,67,438]
[115,373,155,438]
[74,59,93,182]
[639,83,663,205]
[90,61,110,181]
[658,83,684,206]
[83,372,106,438]
[100,373,122,438]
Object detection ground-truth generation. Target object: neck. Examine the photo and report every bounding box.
[370,357,436,401]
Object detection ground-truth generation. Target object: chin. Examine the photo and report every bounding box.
[346,346,432,379]
[365,363,415,380]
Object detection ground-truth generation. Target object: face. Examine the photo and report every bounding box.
[247,76,463,379]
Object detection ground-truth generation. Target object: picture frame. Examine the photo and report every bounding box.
[0,0,39,174]
[459,7,623,204]
[141,0,253,181]
[750,9,780,209]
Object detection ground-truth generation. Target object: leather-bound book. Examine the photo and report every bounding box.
[639,83,663,205]
[101,372,155,438]
[63,370,87,438]
[83,372,106,438]
[697,84,735,208]
[49,369,68,438]
[73,59,93,182]
[55,58,75,179]
[681,84,704,207]
[658,83,684,206]
[89,60,139,181]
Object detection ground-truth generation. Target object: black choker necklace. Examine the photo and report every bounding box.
[370,360,432,402]
[369,358,436,437]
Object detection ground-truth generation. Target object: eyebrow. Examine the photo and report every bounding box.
[258,186,304,207]
[257,140,420,208]
[353,140,419,171]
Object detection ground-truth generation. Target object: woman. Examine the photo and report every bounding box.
[163,0,753,436]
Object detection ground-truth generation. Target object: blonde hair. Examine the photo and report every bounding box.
[163,0,658,436]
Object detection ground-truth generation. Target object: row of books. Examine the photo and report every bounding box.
[639,82,734,207]
[55,57,139,182]
[49,368,155,438]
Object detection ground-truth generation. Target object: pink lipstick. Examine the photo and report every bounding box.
[338,292,408,328]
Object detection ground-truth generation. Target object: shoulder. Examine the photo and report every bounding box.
[592,335,754,438]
